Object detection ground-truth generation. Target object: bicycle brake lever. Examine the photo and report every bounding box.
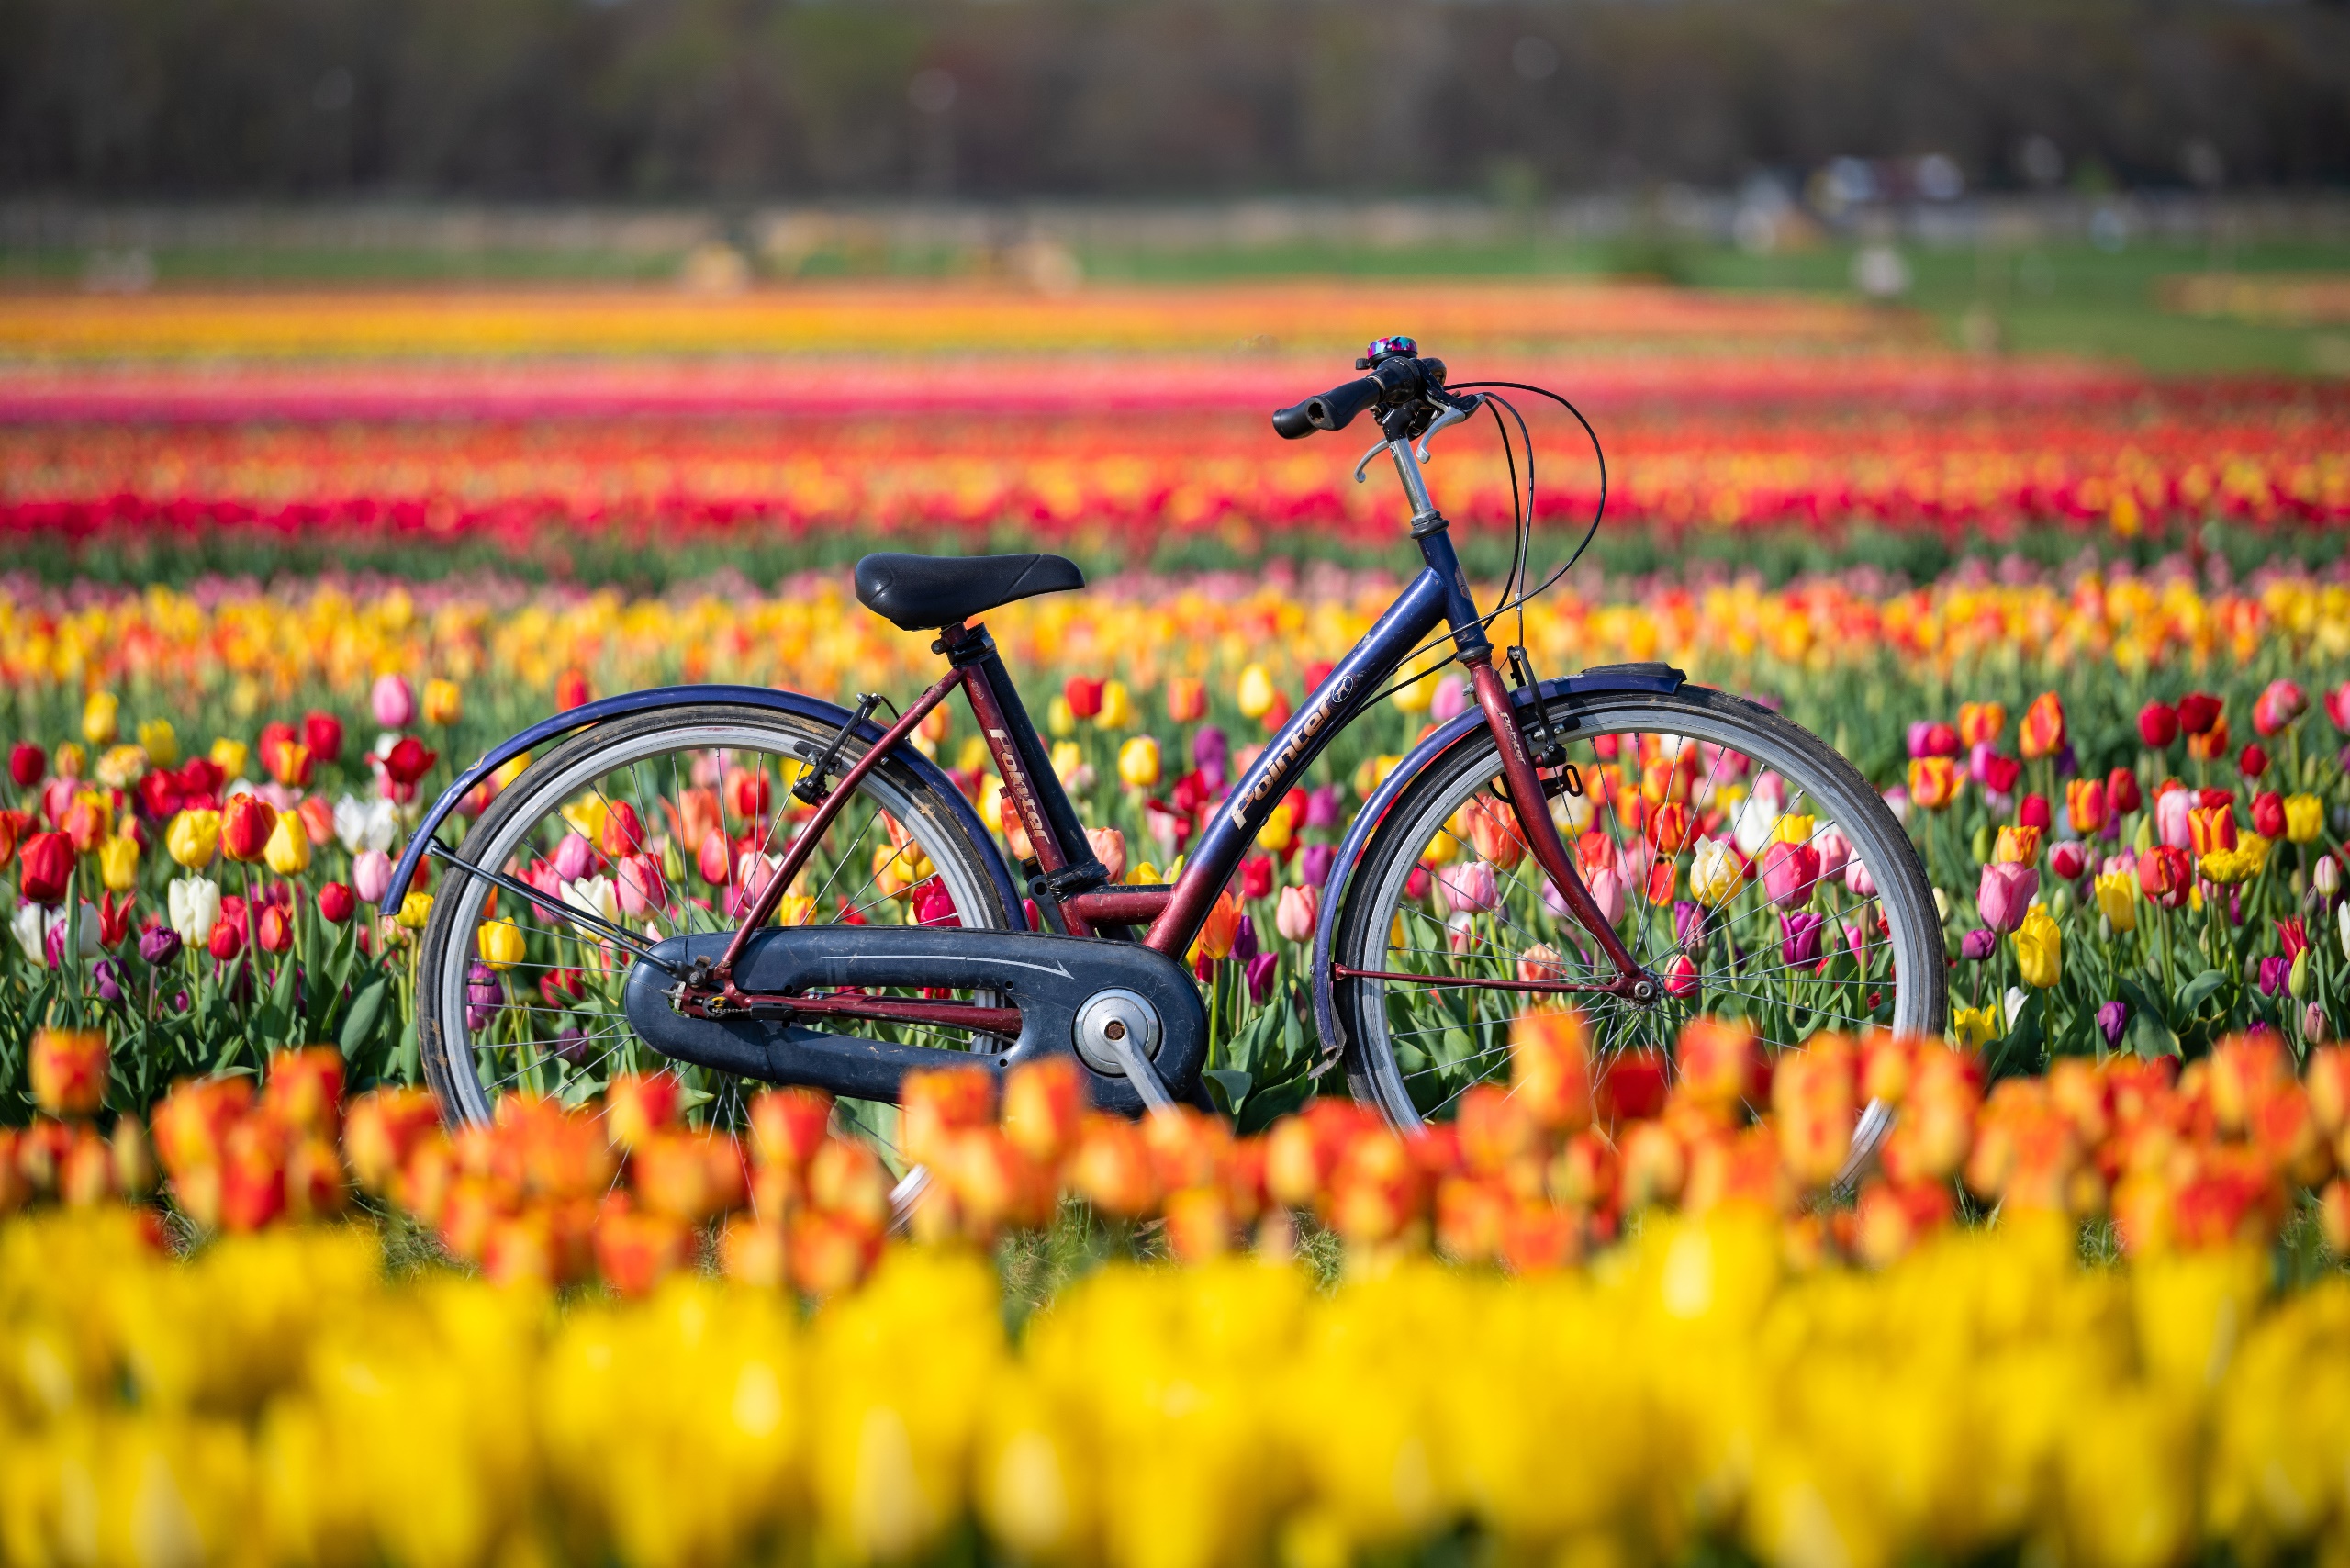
[1415,394,1481,464]
[1352,436,1391,485]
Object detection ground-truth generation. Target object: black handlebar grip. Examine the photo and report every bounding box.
[1270,375,1384,439]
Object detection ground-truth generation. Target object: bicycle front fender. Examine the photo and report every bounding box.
[1308,662,1684,1077]
[380,683,1028,930]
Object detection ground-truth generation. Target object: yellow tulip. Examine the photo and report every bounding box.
[1259,801,1295,854]
[2199,834,2272,886]
[1391,670,1434,713]
[209,738,250,778]
[1952,1003,2001,1048]
[477,918,527,970]
[95,744,149,790]
[1117,734,1161,789]
[264,812,313,876]
[1049,741,1085,786]
[166,809,221,869]
[1690,837,1742,907]
[2284,794,2322,845]
[397,891,434,929]
[1046,696,1077,738]
[2094,870,2138,933]
[1236,664,1276,720]
[52,742,85,779]
[1096,680,1134,729]
[422,678,464,725]
[561,796,610,845]
[1773,812,1816,846]
[2013,903,2062,989]
[955,735,991,773]
[775,895,818,926]
[97,834,140,892]
[82,690,119,745]
[137,718,180,767]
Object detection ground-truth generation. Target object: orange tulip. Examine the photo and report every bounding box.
[1908,756,1959,811]
[2019,691,2065,760]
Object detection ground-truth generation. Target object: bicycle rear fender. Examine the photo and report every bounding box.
[1308,661,1684,1079]
[380,684,1028,930]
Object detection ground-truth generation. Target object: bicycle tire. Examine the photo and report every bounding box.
[1328,684,1947,1128]
[416,703,1016,1127]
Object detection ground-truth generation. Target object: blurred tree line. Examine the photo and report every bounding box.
[4,0,2345,199]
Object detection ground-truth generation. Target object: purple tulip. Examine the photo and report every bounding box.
[1304,786,1342,829]
[2257,955,2290,996]
[172,989,191,1013]
[2306,1002,2329,1045]
[554,1026,590,1067]
[1673,899,1707,949]
[1232,913,1259,966]
[1780,910,1828,968]
[465,960,502,1031]
[1192,726,1229,790]
[2097,1000,2129,1046]
[1961,927,1998,961]
[93,958,123,1002]
[1300,843,1336,888]
[140,925,183,966]
[1245,950,1280,1005]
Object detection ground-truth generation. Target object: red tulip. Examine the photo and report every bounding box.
[1240,853,1275,901]
[2106,767,2142,815]
[317,881,356,924]
[2251,791,2287,840]
[208,918,244,961]
[9,742,45,789]
[2019,792,2051,831]
[19,831,73,904]
[378,735,438,786]
[596,801,643,859]
[2253,679,2307,737]
[2177,692,2222,735]
[2239,743,2268,779]
[219,794,275,863]
[258,905,292,954]
[2327,682,2350,734]
[1063,676,1105,720]
[723,766,770,820]
[302,710,344,765]
[2137,845,2192,909]
[2049,840,2088,881]
[97,890,133,947]
[555,669,594,711]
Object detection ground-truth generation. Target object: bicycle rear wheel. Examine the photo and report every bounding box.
[1327,684,1945,1128]
[415,704,1015,1129]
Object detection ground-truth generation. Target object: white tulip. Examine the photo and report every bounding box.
[11,903,45,961]
[168,876,222,942]
[334,793,397,854]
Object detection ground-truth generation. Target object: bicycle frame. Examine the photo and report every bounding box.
[694,431,1653,1025]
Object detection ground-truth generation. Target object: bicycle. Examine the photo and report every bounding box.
[386,337,1947,1150]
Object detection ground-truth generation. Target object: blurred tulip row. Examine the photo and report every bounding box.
[7,385,2344,550]
[3,1006,2350,1568]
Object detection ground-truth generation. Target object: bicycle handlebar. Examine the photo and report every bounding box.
[1270,347,1464,440]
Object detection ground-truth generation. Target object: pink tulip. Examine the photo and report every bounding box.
[2049,840,2088,880]
[1584,866,1626,925]
[1274,883,1319,943]
[2155,788,2194,850]
[352,848,393,904]
[1760,839,1821,909]
[1814,825,1852,879]
[1977,862,2039,934]
[1439,860,1500,915]
[1844,857,1876,898]
[614,852,667,917]
[553,832,595,882]
[371,674,415,730]
[1430,678,1470,722]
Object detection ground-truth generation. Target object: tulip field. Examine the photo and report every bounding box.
[4,275,2350,1565]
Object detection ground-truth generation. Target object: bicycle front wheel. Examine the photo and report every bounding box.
[416,703,1016,1129]
[1327,683,1946,1128]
